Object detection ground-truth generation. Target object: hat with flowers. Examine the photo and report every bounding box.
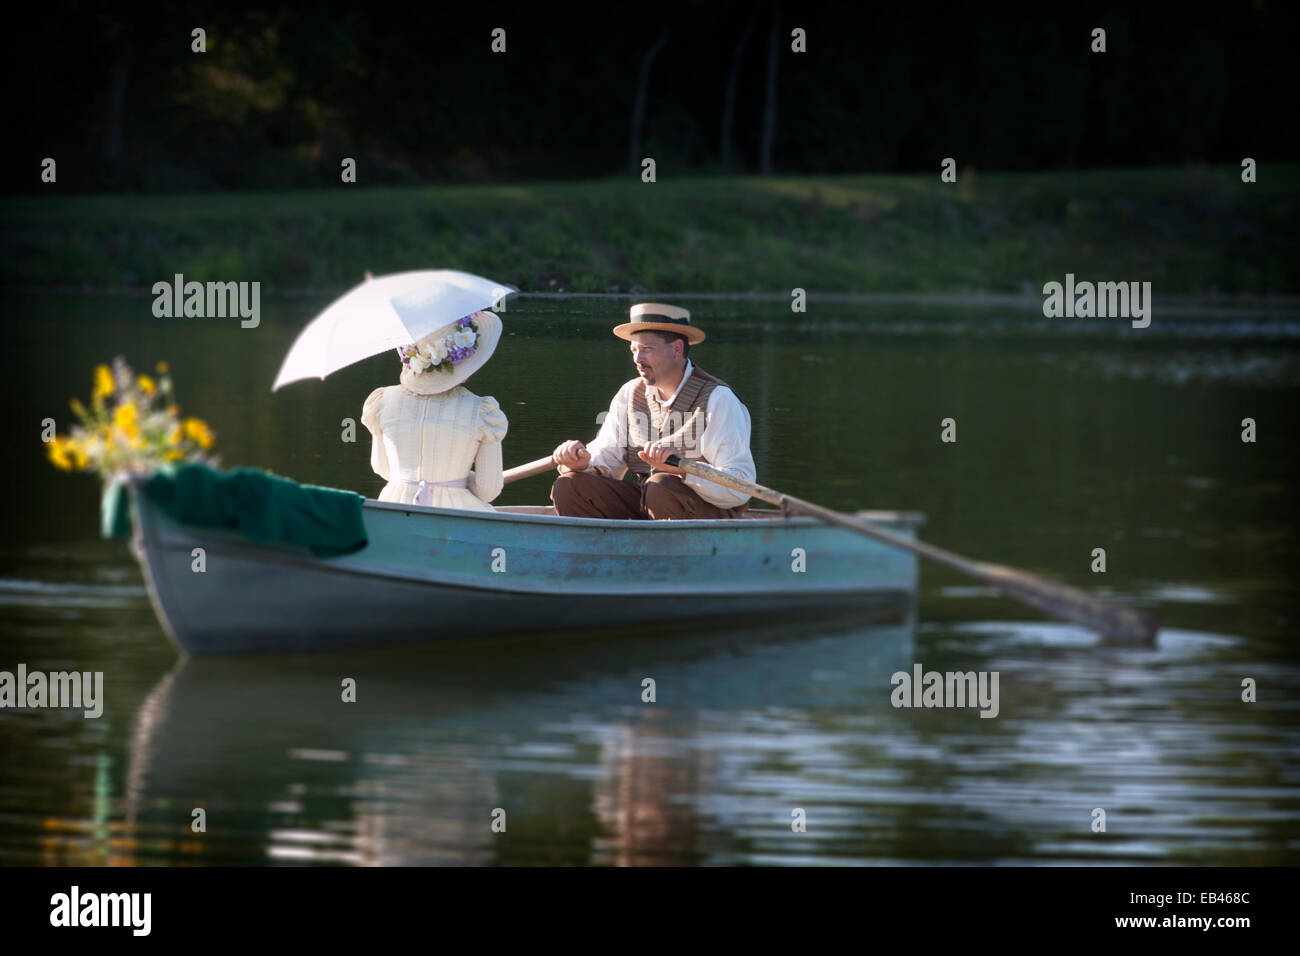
[397,309,502,395]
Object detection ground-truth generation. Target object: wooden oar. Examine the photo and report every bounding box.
[665,454,1159,645]
[503,455,558,484]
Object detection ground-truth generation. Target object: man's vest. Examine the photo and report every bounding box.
[624,366,730,476]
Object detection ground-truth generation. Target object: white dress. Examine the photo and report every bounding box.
[361,385,508,511]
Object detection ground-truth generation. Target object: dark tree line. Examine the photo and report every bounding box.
[5,1,1296,194]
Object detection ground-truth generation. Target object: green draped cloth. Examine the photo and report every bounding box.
[102,463,368,557]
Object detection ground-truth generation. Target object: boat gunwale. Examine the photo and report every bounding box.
[115,473,926,530]
[364,498,927,529]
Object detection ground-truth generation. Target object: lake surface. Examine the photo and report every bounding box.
[2,291,1298,865]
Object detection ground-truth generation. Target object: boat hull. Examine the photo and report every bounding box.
[129,489,923,656]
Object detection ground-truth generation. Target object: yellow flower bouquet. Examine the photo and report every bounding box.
[46,357,217,480]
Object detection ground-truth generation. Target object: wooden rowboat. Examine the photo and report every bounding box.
[125,480,924,656]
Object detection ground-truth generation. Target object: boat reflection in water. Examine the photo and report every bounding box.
[123,610,914,865]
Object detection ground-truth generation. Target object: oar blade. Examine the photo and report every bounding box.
[978,564,1159,645]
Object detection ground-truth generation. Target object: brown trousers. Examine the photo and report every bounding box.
[551,470,747,520]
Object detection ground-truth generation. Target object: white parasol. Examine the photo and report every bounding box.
[271,269,516,391]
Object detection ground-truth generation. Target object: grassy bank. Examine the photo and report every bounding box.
[2,167,1295,294]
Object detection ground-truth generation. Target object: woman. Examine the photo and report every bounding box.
[361,310,507,511]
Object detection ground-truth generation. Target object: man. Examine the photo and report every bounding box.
[550,303,756,520]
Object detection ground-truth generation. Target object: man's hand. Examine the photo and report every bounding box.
[553,440,592,474]
[637,441,684,475]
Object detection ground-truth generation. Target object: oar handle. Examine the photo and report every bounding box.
[503,455,558,485]
[666,454,775,506]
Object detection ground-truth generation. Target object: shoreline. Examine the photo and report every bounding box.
[4,167,1296,296]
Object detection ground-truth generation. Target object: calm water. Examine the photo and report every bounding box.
[2,291,1298,865]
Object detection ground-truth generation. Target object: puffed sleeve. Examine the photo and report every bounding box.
[361,387,390,481]
[477,395,508,443]
[467,396,507,504]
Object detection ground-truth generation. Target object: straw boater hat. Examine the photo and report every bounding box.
[399,309,502,395]
[612,303,706,345]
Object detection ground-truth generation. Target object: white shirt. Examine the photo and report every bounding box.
[582,360,756,509]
